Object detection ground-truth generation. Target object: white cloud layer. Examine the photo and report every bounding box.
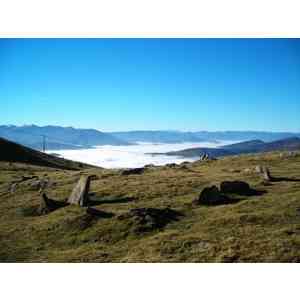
[50,141,233,169]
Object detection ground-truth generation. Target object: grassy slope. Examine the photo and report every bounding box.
[0,137,94,170]
[0,151,300,262]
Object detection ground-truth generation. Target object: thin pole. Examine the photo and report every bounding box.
[42,135,46,152]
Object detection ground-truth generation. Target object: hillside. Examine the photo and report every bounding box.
[0,125,131,150]
[164,137,300,158]
[0,137,94,170]
[0,150,299,262]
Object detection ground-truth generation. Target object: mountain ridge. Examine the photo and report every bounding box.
[0,125,132,150]
[1,125,300,150]
[163,137,300,158]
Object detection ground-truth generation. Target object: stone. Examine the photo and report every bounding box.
[255,165,264,174]
[261,166,272,181]
[255,165,272,181]
[165,163,178,168]
[220,181,252,195]
[243,168,252,173]
[67,175,92,206]
[121,168,145,175]
[10,183,18,194]
[194,186,229,206]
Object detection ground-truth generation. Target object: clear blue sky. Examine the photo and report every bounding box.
[1,38,300,132]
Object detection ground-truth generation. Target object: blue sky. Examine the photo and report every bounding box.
[1,38,300,132]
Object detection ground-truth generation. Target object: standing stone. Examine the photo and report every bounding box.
[261,166,272,181]
[10,183,18,194]
[67,175,92,206]
[255,165,264,174]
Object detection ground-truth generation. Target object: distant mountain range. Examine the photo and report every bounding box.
[109,131,208,143]
[110,130,300,143]
[0,125,131,150]
[0,125,300,150]
[162,137,300,158]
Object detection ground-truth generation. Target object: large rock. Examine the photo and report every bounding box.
[194,186,229,206]
[67,175,92,206]
[121,168,145,175]
[220,181,252,195]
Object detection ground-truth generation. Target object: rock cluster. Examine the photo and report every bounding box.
[194,180,260,206]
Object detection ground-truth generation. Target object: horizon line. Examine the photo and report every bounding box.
[1,124,300,134]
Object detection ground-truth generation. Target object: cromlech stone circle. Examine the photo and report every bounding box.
[67,175,92,206]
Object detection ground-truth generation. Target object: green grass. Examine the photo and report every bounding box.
[0,152,300,262]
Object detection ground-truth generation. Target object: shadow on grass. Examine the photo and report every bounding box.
[234,188,266,197]
[86,207,115,218]
[271,176,300,182]
[87,195,135,206]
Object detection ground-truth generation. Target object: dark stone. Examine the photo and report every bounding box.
[220,181,252,195]
[118,207,183,233]
[194,186,230,206]
[121,168,145,175]
[165,163,178,168]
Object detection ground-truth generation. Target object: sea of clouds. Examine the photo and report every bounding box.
[50,141,233,169]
